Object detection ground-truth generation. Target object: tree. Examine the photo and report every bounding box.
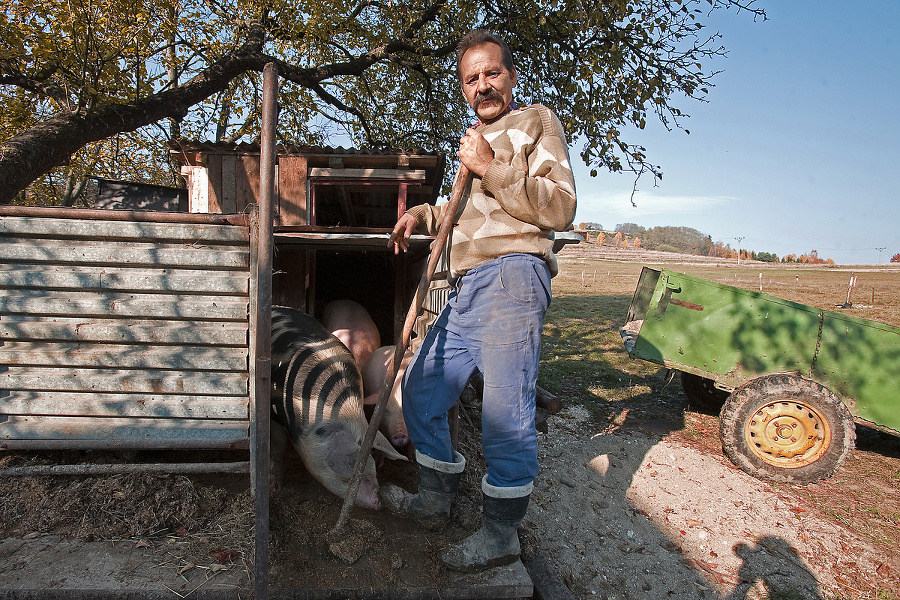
[0,0,766,205]
[615,222,646,237]
[639,225,711,255]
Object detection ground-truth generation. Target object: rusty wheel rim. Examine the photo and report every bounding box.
[744,400,831,468]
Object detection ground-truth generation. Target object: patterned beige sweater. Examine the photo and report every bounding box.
[406,104,577,279]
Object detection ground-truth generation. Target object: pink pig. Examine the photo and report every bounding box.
[322,299,381,368]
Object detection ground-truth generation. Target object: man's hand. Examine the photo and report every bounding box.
[458,128,494,178]
[387,212,417,254]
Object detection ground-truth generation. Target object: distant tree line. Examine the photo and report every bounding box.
[612,222,739,257]
[575,221,845,263]
[579,222,604,232]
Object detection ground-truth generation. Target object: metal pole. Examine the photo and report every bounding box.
[1,462,251,477]
[252,61,278,600]
[332,166,472,534]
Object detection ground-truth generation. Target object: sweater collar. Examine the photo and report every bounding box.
[472,100,518,129]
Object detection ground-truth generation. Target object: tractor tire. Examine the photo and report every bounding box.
[680,372,730,409]
[720,374,855,484]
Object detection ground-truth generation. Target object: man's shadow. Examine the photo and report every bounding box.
[724,537,823,600]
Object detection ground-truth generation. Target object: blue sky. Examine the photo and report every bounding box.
[571,2,900,265]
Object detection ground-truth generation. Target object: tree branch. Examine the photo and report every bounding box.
[0,37,268,203]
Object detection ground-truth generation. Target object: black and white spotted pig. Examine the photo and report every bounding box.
[269,306,405,510]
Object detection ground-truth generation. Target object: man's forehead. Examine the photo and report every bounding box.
[460,43,505,69]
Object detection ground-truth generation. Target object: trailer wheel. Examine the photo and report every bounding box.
[680,372,730,409]
[720,374,855,484]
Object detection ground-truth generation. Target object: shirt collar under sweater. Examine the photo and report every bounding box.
[471,100,519,129]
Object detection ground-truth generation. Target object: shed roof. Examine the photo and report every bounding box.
[168,140,447,204]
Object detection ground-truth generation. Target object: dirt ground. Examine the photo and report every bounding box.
[3,393,899,599]
[527,398,900,600]
[2,246,900,599]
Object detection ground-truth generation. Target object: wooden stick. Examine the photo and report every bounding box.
[536,385,565,414]
[332,166,471,534]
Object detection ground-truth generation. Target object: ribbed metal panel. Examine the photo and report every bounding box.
[0,214,251,449]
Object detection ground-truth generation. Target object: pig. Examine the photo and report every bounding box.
[269,306,406,510]
[360,345,412,450]
[321,299,381,368]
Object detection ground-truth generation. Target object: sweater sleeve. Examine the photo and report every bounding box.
[405,201,446,236]
[479,106,576,232]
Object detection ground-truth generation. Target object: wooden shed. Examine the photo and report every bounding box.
[0,209,255,450]
[169,141,448,345]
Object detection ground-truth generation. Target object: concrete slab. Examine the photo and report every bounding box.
[0,535,532,600]
[0,535,247,599]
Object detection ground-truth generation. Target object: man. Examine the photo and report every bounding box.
[383,29,577,572]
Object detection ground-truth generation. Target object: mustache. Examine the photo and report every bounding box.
[473,88,504,110]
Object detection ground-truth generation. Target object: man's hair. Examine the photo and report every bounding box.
[456,30,516,81]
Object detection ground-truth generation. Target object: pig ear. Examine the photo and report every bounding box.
[373,431,409,462]
[324,428,361,477]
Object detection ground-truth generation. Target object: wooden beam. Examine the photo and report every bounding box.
[0,316,249,345]
[0,342,247,370]
[1,366,248,396]
[308,168,426,180]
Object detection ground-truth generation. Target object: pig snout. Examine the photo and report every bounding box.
[322,299,381,367]
[363,390,410,451]
[357,473,382,510]
[297,419,385,511]
[389,431,409,449]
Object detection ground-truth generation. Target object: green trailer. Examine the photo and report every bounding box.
[621,267,900,484]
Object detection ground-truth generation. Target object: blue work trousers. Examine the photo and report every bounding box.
[402,253,551,488]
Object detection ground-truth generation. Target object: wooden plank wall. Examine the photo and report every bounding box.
[0,215,252,449]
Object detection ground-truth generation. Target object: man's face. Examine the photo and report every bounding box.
[458,42,517,124]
